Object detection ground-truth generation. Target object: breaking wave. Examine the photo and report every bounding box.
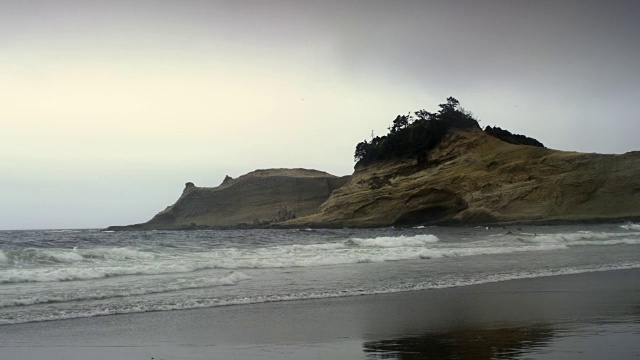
[1,231,639,284]
[621,223,640,231]
[0,271,251,308]
[1,247,154,266]
[348,234,440,247]
[528,230,640,246]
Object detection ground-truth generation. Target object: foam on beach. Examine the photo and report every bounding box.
[2,264,638,325]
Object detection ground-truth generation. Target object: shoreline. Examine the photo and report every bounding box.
[2,263,638,327]
[1,268,639,359]
[105,216,640,231]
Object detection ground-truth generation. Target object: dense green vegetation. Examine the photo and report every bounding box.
[484,126,544,148]
[354,97,546,166]
[354,97,480,166]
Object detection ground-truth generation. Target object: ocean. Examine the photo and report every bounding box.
[1,224,639,327]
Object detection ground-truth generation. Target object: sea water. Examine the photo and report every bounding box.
[0,224,639,325]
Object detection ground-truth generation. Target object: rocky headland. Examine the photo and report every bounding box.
[109,98,640,230]
[284,127,640,228]
[107,169,349,230]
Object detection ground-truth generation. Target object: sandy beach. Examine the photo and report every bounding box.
[1,268,638,360]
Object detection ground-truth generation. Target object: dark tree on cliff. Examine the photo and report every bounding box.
[354,97,480,165]
[438,97,460,113]
[390,113,413,133]
[484,126,545,148]
[414,109,435,121]
[354,140,372,162]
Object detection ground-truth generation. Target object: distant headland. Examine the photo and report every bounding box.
[107,98,640,230]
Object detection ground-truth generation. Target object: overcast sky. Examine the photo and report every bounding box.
[2,0,639,229]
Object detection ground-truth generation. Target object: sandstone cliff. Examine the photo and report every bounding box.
[284,127,640,227]
[108,169,349,230]
[109,112,640,230]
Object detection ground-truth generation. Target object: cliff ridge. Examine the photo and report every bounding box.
[284,127,640,227]
[108,168,349,230]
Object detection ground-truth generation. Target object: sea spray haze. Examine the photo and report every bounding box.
[1,225,639,325]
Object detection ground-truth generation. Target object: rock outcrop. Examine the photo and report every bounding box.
[284,126,640,227]
[109,120,640,230]
[108,169,349,230]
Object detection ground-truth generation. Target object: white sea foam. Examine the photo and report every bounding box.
[6,248,85,264]
[287,242,347,251]
[2,263,638,326]
[4,247,154,266]
[81,247,154,261]
[530,231,640,245]
[0,271,251,308]
[1,232,637,284]
[0,250,7,264]
[40,250,84,263]
[571,239,640,246]
[621,223,640,231]
[0,262,196,283]
[419,244,569,259]
[349,234,440,248]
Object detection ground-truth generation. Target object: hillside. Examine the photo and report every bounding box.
[284,126,640,227]
[107,169,349,230]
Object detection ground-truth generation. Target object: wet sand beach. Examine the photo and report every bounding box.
[1,268,638,359]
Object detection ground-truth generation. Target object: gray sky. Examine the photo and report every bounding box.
[1,0,639,229]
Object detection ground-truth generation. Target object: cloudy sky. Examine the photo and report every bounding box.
[2,0,639,229]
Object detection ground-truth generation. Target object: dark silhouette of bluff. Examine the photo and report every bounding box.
[109,98,640,230]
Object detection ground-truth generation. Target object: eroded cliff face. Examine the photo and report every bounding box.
[285,127,640,227]
[109,169,349,230]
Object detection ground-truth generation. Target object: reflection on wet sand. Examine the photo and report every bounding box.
[363,326,554,360]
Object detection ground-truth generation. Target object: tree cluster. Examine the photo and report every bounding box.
[354,97,479,166]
